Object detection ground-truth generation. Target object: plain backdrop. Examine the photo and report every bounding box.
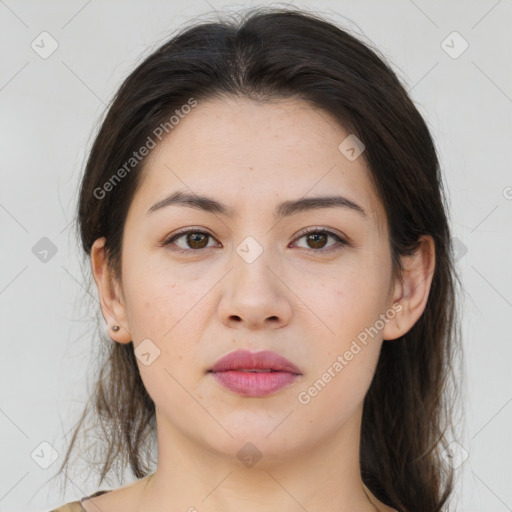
[1,1,511,511]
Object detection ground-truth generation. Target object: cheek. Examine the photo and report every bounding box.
[122,254,202,336]
[301,262,388,391]
[310,264,388,339]
[122,264,214,377]
[297,280,384,423]
[124,275,210,407]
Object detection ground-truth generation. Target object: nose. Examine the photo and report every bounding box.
[217,244,293,330]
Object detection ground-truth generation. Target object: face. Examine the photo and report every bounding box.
[99,96,403,463]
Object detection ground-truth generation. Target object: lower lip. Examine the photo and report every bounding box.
[210,370,300,397]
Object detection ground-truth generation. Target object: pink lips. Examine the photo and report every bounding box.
[208,349,302,397]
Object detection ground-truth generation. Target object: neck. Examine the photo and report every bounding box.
[138,405,380,512]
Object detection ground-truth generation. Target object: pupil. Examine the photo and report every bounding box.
[189,233,207,248]
[185,232,328,250]
[308,233,326,248]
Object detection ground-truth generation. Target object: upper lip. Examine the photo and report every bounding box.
[209,349,302,374]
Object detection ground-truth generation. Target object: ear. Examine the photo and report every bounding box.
[382,235,436,341]
[90,237,132,344]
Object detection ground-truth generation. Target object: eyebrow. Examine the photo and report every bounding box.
[146,190,367,219]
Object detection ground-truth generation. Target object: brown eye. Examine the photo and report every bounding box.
[163,229,217,253]
[163,227,348,255]
[305,232,328,249]
[293,228,348,253]
[185,232,209,249]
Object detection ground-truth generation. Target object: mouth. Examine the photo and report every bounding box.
[228,369,275,372]
[208,349,302,397]
[208,349,302,374]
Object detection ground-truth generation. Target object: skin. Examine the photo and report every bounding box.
[86,96,435,512]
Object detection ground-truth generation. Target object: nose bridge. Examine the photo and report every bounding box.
[216,230,294,328]
[231,234,276,291]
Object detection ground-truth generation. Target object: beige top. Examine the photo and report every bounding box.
[50,485,400,511]
[49,490,109,512]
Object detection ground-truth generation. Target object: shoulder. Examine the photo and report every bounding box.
[49,490,109,512]
[363,483,401,512]
[48,501,84,512]
[53,475,152,512]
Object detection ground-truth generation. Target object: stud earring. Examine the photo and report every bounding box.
[111,325,120,332]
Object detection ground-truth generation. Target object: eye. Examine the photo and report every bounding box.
[292,227,349,253]
[161,227,349,255]
[162,229,218,254]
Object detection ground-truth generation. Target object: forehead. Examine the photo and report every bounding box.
[131,96,387,232]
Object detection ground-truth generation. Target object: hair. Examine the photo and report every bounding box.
[54,5,464,511]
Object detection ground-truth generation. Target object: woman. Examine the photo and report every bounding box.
[50,5,462,512]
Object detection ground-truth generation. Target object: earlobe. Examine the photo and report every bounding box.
[90,237,132,344]
[382,235,436,341]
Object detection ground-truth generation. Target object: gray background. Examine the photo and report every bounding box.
[1,0,511,511]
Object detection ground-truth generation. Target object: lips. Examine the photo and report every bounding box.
[208,349,302,397]
[208,349,301,375]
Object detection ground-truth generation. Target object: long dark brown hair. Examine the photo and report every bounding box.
[53,6,464,511]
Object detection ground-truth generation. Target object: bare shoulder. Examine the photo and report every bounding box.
[49,502,84,512]
[374,498,400,512]
[81,476,151,512]
[380,504,400,512]
[369,496,400,512]
[363,483,400,512]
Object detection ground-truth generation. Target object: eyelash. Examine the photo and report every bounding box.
[161,227,349,255]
